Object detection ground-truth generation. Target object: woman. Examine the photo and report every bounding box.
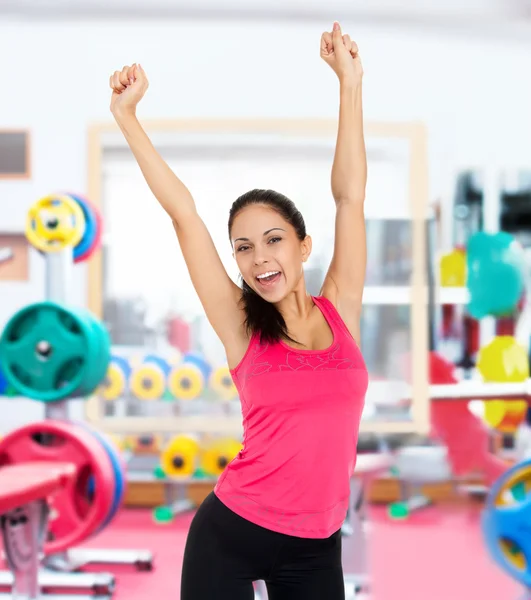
[110,21,368,600]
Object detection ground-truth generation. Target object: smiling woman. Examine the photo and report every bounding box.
[228,189,312,346]
[108,21,369,600]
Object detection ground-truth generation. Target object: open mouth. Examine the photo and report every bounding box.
[255,271,281,288]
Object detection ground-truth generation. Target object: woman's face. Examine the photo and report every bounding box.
[230,204,311,303]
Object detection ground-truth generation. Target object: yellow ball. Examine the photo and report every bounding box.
[201,438,243,477]
[439,248,466,287]
[477,336,529,383]
[161,435,200,477]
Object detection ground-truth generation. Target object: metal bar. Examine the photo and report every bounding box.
[429,381,531,401]
[44,249,74,423]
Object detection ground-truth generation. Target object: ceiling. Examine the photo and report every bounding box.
[3,0,531,37]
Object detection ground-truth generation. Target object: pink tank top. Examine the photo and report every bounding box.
[214,296,368,539]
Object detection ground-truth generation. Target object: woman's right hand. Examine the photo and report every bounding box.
[109,64,149,118]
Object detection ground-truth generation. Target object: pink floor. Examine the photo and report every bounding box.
[5,505,522,599]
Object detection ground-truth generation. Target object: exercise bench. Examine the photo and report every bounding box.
[0,462,74,600]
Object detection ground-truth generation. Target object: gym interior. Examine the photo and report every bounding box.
[1,1,531,599]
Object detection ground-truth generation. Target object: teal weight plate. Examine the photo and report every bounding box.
[0,302,95,402]
[90,315,111,391]
[72,309,111,397]
[66,308,100,398]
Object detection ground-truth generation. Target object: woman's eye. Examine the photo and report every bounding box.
[269,237,281,244]
[237,245,250,252]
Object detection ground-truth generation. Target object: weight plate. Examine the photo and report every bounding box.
[182,352,212,382]
[200,438,242,477]
[79,423,126,532]
[210,366,237,401]
[126,434,163,454]
[130,364,166,400]
[143,354,171,376]
[63,193,98,263]
[75,197,103,264]
[482,458,531,587]
[168,364,203,401]
[161,435,199,477]
[0,302,97,402]
[0,420,115,554]
[26,194,86,253]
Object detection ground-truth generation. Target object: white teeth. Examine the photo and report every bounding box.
[257,271,280,280]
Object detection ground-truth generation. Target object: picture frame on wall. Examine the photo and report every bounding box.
[0,130,32,180]
[84,119,429,436]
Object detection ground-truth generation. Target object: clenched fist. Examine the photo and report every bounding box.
[109,63,149,117]
[321,22,363,85]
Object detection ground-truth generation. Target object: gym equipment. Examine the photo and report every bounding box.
[67,193,103,264]
[477,337,529,434]
[467,231,525,319]
[482,458,531,589]
[484,400,527,433]
[0,462,112,600]
[25,194,86,253]
[0,196,154,599]
[0,364,7,395]
[0,420,116,555]
[200,438,242,477]
[168,363,204,400]
[0,302,110,402]
[210,366,238,401]
[81,423,127,532]
[439,247,466,287]
[182,351,212,382]
[160,435,200,477]
[100,355,131,401]
[130,360,167,400]
[127,434,163,454]
[477,336,529,383]
[388,446,451,519]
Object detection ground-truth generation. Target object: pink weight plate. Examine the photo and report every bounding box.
[0,420,115,554]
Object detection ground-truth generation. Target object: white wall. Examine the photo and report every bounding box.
[0,16,530,430]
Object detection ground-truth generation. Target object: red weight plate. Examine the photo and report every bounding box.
[75,198,102,264]
[0,420,115,554]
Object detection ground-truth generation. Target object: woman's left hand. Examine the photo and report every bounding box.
[320,22,363,85]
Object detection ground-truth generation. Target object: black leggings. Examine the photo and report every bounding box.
[181,492,345,600]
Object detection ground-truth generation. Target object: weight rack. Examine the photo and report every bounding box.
[0,248,153,600]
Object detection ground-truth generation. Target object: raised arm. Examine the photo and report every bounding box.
[109,64,245,349]
[319,24,367,343]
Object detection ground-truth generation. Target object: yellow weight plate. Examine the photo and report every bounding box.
[477,336,529,383]
[26,194,86,252]
[201,438,243,477]
[99,363,126,401]
[210,366,237,401]
[439,248,466,287]
[168,364,203,401]
[130,365,166,400]
[161,435,200,477]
